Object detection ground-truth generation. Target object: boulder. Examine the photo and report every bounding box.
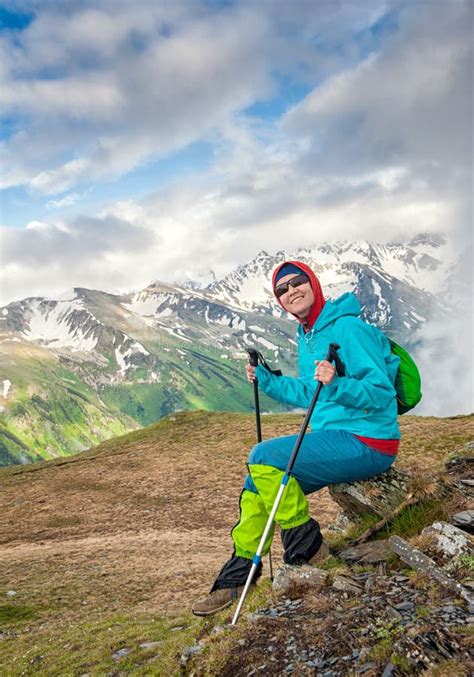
[329,467,409,518]
[272,564,328,594]
[451,510,474,534]
[339,540,393,564]
[389,535,473,603]
[421,521,474,557]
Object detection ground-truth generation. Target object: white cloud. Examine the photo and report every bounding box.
[0,1,471,317]
[0,1,276,195]
[46,192,83,210]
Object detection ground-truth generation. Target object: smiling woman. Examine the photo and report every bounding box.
[192,258,403,617]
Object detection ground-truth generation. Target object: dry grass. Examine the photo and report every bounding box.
[0,410,472,674]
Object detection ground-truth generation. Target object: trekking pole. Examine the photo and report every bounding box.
[246,348,273,581]
[231,342,342,626]
[246,349,262,444]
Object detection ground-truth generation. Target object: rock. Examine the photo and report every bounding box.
[332,575,363,594]
[445,455,474,470]
[339,540,392,563]
[139,641,164,650]
[389,535,473,603]
[326,511,354,533]
[272,564,328,594]
[329,467,409,518]
[422,521,474,556]
[5,591,16,597]
[112,647,131,661]
[386,606,403,621]
[180,642,204,667]
[391,575,409,582]
[451,510,474,534]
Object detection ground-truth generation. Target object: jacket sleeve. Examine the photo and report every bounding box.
[320,318,398,412]
[254,364,316,409]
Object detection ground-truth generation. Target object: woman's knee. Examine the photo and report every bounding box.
[247,441,266,466]
[247,438,284,466]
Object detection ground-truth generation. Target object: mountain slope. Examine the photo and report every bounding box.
[0,234,455,464]
[0,411,472,674]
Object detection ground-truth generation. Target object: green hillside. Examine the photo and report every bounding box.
[0,339,136,465]
[0,334,284,465]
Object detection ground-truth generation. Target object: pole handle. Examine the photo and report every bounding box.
[246,348,259,367]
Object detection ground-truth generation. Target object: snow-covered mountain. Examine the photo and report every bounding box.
[0,234,456,465]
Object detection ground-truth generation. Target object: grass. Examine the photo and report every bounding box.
[0,410,472,674]
[0,603,35,624]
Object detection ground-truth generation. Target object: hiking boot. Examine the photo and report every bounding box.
[192,586,244,617]
[308,540,331,565]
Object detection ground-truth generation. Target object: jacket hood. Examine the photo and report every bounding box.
[272,260,325,331]
[313,292,361,332]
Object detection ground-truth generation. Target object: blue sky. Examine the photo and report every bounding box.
[0,0,471,303]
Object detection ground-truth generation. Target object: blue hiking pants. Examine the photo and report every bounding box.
[211,430,395,590]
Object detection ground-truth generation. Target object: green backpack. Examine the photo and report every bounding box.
[388,339,422,414]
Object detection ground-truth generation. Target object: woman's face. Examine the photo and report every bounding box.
[275,273,314,319]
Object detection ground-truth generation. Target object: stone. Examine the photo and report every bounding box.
[389,535,474,603]
[332,575,363,594]
[339,540,392,564]
[382,663,395,677]
[422,521,474,556]
[112,648,131,661]
[326,511,354,533]
[272,564,328,594]
[5,591,16,597]
[180,642,204,667]
[386,606,403,621]
[451,510,474,534]
[139,641,164,650]
[329,467,409,518]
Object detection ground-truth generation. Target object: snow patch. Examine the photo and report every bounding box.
[23,299,99,352]
[255,336,278,351]
[115,341,150,374]
[2,380,12,399]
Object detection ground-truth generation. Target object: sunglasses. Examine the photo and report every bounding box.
[274,273,310,299]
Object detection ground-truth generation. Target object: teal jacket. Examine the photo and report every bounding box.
[255,293,400,439]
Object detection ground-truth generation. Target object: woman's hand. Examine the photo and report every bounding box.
[246,364,257,383]
[314,360,336,385]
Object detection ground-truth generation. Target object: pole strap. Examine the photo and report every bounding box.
[255,350,282,376]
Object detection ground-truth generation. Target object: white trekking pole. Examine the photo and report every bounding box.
[231,343,342,626]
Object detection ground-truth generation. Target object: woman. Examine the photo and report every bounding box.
[192,260,400,616]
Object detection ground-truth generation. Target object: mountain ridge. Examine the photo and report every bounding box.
[0,234,458,465]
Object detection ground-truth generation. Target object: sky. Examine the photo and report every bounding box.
[0,0,472,304]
